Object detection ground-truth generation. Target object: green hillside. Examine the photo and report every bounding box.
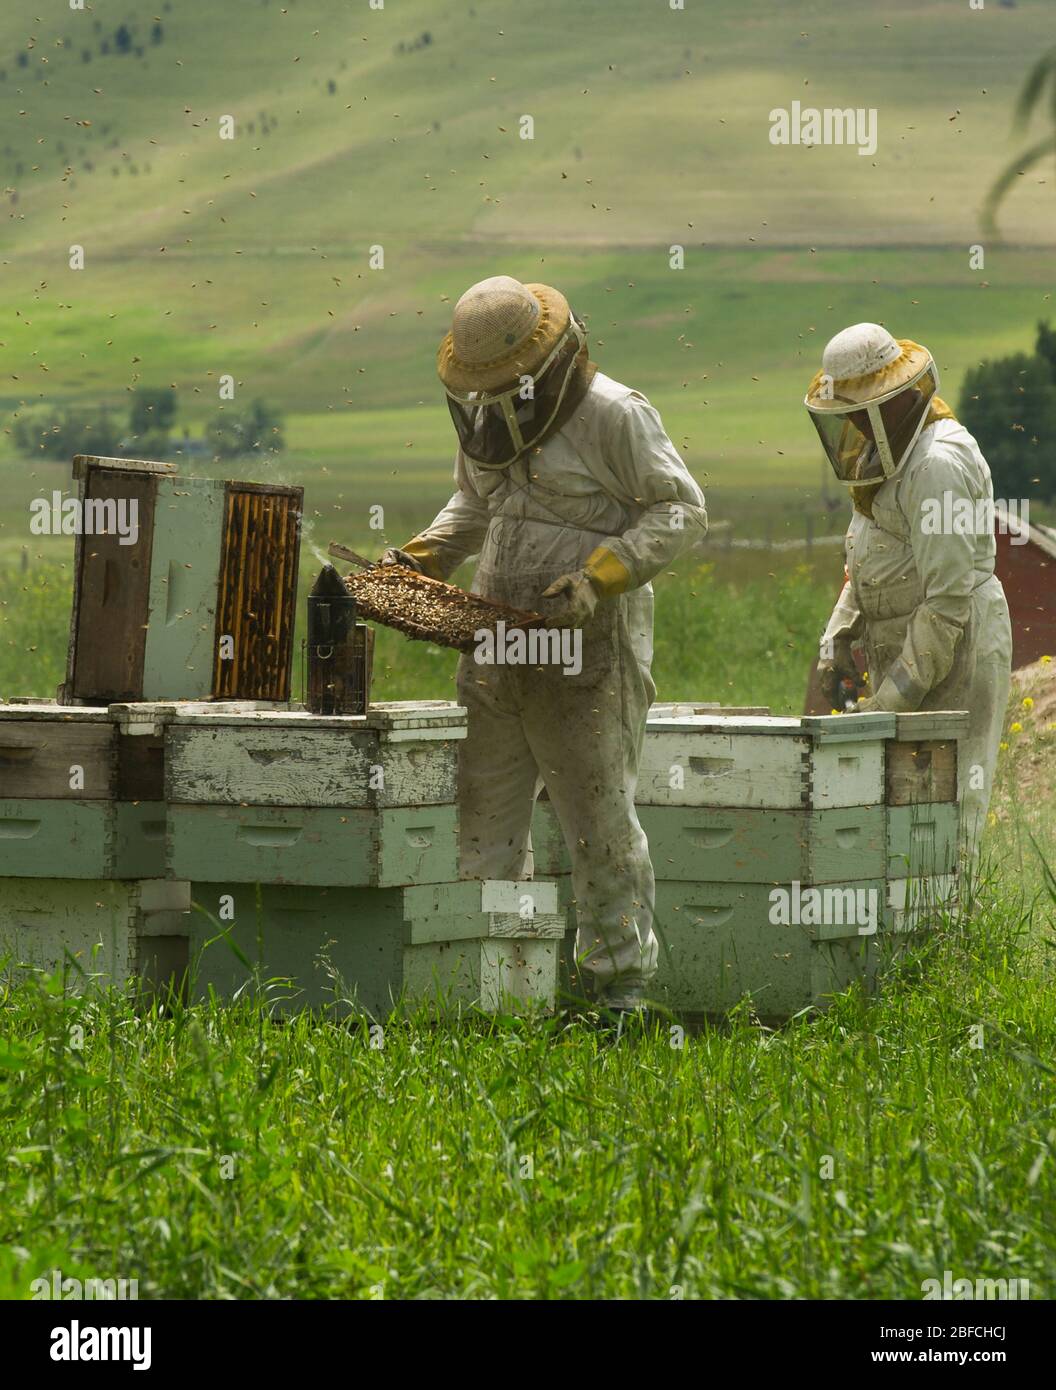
[1,0,1054,556]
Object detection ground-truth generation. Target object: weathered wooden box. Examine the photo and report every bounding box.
[164,702,465,886]
[0,700,167,877]
[163,701,465,808]
[0,700,163,801]
[531,799,886,884]
[885,712,967,805]
[168,804,458,887]
[887,874,958,931]
[0,876,190,993]
[185,878,563,1014]
[638,711,896,809]
[887,802,960,879]
[649,879,889,1018]
[63,456,302,704]
[0,798,167,879]
[534,706,967,1019]
[0,700,275,879]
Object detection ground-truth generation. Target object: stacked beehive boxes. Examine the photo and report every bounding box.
[884,712,966,930]
[160,700,561,1013]
[0,698,565,1013]
[533,705,967,1019]
[0,700,189,990]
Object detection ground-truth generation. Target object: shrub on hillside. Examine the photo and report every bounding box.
[959,323,1056,504]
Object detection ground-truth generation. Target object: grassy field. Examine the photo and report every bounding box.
[0,879,1052,1301]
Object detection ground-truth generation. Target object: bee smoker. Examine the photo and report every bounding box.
[305,564,373,715]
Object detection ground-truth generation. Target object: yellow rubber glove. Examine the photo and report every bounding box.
[583,546,632,597]
[386,537,445,580]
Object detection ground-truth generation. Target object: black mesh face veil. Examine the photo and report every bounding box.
[445,316,586,468]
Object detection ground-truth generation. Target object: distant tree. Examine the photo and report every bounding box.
[129,387,176,438]
[115,25,133,55]
[13,404,122,461]
[327,79,337,95]
[207,400,285,459]
[959,332,1056,504]
[1035,320,1056,379]
[17,52,28,68]
[151,23,163,44]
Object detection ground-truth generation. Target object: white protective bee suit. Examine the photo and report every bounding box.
[406,370,708,998]
[822,415,1012,849]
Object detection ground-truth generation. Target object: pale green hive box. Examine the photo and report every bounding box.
[185,878,563,1015]
[638,709,897,810]
[0,700,167,878]
[0,876,190,994]
[163,702,466,887]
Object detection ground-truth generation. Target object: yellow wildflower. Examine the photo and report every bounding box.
[1010,722,1023,734]
[1022,697,1034,711]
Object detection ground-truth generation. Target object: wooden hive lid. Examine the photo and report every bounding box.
[152,699,468,738]
[889,710,970,742]
[646,711,896,742]
[0,700,111,722]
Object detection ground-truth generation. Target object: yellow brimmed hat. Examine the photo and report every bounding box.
[805,324,932,411]
[804,324,940,485]
[437,276,572,393]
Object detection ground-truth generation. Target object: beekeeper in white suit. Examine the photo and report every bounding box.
[809,323,1012,852]
[382,276,708,1012]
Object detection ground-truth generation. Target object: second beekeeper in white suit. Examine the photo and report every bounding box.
[383,276,708,1012]
[809,323,1012,852]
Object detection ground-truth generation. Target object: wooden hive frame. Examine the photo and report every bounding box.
[343,564,543,652]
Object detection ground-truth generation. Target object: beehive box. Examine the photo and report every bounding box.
[163,700,464,808]
[534,706,966,1019]
[885,711,967,805]
[164,702,464,886]
[0,699,282,879]
[638,711,896,809]
[63,456,302,704]
[531,798,886,883]
[185,878,563,1014]
[0,700,166,878]
[649,879,887,1019]
[0,876,190,994]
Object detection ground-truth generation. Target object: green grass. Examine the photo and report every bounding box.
[0,863,1053,1300]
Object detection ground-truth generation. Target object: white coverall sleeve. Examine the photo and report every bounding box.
[822,579,864,646]
[401,451,491,580]
[593,394,709,591]
[872,450,978,712]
